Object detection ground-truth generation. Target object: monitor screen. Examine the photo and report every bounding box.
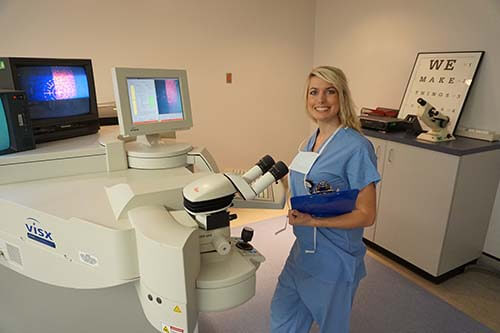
[0,98,9,150]
[16,65,91,120]
[126,77,184,124]
[112,67,193,137]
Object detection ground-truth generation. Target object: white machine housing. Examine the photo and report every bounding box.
[0,126,278,333]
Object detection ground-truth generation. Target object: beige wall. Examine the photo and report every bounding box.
[313,0,500,257]
[313,0,500,131]
[0,0,315,169]
[2,0,498,256]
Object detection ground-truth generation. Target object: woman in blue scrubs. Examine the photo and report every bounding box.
[270,66,380,333]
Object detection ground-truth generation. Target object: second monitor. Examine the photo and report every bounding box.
[112,67,194,169]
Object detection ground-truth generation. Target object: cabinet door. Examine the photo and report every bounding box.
[363,137,386,241]
[374,141,459,275]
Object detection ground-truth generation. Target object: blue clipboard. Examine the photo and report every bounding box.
[290,189,359,217]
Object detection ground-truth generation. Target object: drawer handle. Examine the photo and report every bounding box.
[388,148,394,163]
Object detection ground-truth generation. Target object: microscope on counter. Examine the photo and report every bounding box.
[416,98,455,142]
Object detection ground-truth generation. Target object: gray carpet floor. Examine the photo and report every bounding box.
[199,216,494,333]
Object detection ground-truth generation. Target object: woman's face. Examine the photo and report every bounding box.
[307,76,340,124]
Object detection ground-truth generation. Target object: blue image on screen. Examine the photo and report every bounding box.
[17,66,91,120]
[0,99,10,150]
[154,79,183,115]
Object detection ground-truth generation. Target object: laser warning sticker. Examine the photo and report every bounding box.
[162,323,184,333]
[170,326,184,333]
[173,306,182,313]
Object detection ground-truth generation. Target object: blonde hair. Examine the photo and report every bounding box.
[305,66,362,132]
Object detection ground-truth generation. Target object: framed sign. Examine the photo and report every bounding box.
[398,51,484,134]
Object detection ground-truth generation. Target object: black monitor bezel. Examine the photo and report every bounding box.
[8,57,99,131]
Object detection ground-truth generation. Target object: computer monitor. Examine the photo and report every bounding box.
[0,57,99,143]
[112,67,193,138]
[111,67,194,169]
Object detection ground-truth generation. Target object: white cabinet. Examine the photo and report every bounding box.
[363,137,386,241]
[374,141,458,275]
[364,136,500,278]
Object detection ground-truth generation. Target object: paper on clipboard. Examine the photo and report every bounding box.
[290,189,359,217]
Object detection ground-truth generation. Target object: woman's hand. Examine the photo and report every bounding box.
[288,209,316,226]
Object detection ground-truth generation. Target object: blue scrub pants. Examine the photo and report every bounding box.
[270,257,360,333]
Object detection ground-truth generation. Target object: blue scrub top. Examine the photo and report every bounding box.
[289,127,380,283]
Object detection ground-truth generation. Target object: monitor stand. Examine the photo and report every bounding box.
[125,133,192,169]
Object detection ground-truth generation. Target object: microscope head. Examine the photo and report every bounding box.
[183,155,288,230]
[183,173,236,214]
[417,98,449,130]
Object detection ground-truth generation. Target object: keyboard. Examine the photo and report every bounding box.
[225,169,286,209]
